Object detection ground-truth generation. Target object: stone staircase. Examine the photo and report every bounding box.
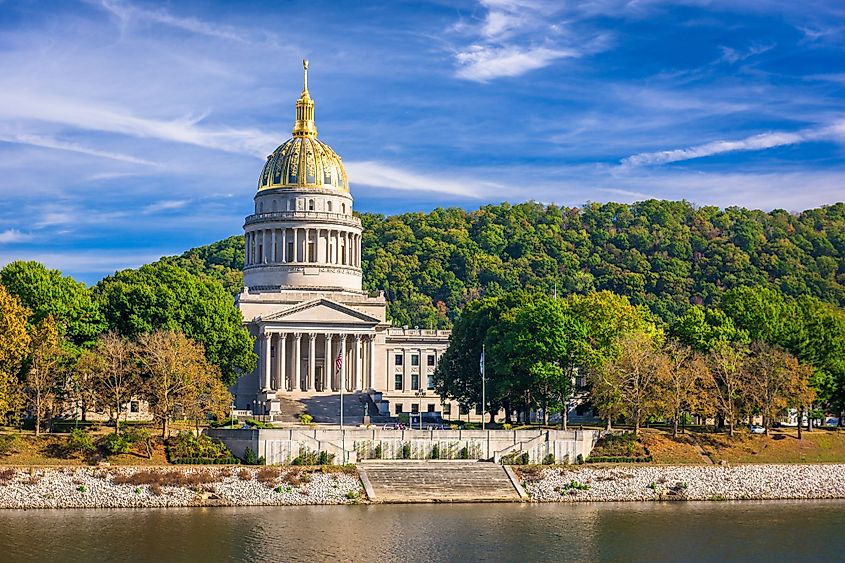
[282,392,369,425]
[359,461,523,503]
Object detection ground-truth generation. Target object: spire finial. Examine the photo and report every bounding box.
[303,59,309,93]
[292,60,317,137]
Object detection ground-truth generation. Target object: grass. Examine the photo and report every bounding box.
[0,429,170,466]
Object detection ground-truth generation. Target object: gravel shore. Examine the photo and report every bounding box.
[0,466,363,509]
[521,464,845,502]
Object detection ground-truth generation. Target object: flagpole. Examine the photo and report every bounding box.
[481,343,486,431]
[340,348,345,464]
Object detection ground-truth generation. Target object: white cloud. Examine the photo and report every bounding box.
[0,133,159,166]
[142,199,191,214]
[456,46,577,82]
[345,161,496,198]
[620,121,845,167]
[0,229,31,243]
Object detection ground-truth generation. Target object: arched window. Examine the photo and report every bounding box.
[327,201,333,212]
[308,199,315,211]
[341,203,346,214]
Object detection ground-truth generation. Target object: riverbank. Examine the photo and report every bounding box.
[519,463,845,502]
[0,466,363,509]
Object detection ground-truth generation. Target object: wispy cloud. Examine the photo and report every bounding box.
[620,121,845,167]
[455,46,578,82]
[0,133,159,166]
[346,161,495,198]
[142,199,191,214]
[95,0,254,43]
[0,229,31,244]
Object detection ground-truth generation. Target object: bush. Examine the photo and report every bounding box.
[244,418,274,429]
[459,446,469,459]
[67,429,96,453]
[0,435,20,456]
[401,443,412,460]
[168,432,232,461]
[242,447,265,465]
[169,457,239,465]
[501,451,530,465]
[431,443,440,459]
[543,453,555,465]
[101,433,131,455]
[502,424,513,431]
[373,444,382,459]
[291,449,334,466]
[298,413,313,425]
[576,454,584,465]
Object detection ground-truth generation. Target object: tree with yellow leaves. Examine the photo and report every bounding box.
[25,315,64,436]
[0,285,29,422]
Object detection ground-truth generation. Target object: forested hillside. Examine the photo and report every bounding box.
[168,200,845,328]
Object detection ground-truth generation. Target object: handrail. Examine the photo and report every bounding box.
[245,211,361,227]
[493,431,548,464]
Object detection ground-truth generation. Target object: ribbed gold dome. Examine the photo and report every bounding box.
[258,60,348,192]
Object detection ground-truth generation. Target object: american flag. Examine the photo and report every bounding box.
[335,348,343,376]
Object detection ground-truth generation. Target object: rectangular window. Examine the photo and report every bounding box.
[411,404,419,414]
[459,405,469,415]
[475,405,483,415]
[395,404,403,414]
[427,354,435,366]
[427,403,435,413]
[130,401,139,413]
[411,374,419,390]
[426,375,434,390]
[411,354,419,366]
[394,374,402,390]
[443,403,452,415]
[394,354,403,366]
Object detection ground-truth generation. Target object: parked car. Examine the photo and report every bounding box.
[749,424,766,434]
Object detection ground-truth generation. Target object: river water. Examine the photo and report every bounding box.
[1,501,843,562]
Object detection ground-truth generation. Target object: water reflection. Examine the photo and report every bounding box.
[1,501,843,562]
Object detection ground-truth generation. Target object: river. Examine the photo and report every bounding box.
[1,501,843,561]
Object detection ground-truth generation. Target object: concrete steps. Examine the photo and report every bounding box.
[272,392,369,425]
[359,461,521,503]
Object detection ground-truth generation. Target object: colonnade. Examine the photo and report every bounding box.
[245,227,360,268]
[258,332,375,393]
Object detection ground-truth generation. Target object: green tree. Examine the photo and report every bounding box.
[25,316,64,436]
[95,262,256,385]
[0,261,106,347]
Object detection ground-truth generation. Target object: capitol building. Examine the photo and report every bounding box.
[232,62,452,421]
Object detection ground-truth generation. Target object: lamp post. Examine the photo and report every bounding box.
[480,343,486,431]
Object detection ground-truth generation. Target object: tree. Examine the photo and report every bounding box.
[0,261,106,347]
[0,285,29,422]
[95,262,255,385]
[705,342,749,437]
[25,316,64,436]
[81,332,140,433]
[590,332,666,434]
[670,306,747,352]
[138,329,228,437]
[659,340,709,437]
[746,342,814,435]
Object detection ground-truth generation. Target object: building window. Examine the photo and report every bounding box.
[427,403,435,413]
[459,405,469,415]
[342,203,346,214]
[475,405,483,415]
[411,374,419,390]
[443,403,452,415]
[426,375,434,390]
[308,199,315,211]
[411,354,419,366]
[395,404,403,414]
[394,373,402,390]
[411,404,419,414]
[130,401,139,413]
[394,354,403,366]
[427,354,435,366]
[327,201,333,212]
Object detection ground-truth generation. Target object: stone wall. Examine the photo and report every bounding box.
[206,428,598,465]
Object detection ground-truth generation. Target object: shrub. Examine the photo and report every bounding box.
[431,443,440,459]
[257,467,280,485]
[345,490,359,500]
[149,483,163,496]
[274,485,284,493]
[562,480,590,491]
[101,433,131,455]
[169,432,231,461]
[77,485,87,492]
[68,429,96,453]
[298,413,313,425]
[0,435,19,456]
[244,418,274,429]
[0,468,16,484]
[465,422,478,430]
[576,454,584,465]
[401,443,411,460]
[242,447,265,465]
[373,444,382,459]
[459,446,469,459]
[502,424,513,431]
[543,453,555,465]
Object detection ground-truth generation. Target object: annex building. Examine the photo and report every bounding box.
[232,61,452,421]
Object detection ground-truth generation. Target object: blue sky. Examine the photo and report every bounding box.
[0,0,843,283]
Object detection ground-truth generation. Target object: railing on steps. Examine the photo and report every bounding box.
[492,431,548,464]
[291,430,357,464]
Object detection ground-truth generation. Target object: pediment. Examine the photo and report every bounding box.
[260,298,380,325]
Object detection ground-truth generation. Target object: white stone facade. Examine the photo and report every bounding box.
[232,64,452,419]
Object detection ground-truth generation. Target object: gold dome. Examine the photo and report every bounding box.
[258,60,348,192]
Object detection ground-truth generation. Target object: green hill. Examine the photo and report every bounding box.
[164,200,845,328]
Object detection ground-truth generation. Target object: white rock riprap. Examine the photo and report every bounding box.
[522,464,845,502]
[0,467,364,509]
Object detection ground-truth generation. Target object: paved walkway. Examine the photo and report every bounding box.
[358,461,523,503]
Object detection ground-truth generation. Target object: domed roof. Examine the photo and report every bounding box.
[258,136,348,191]
[258,60,348,192]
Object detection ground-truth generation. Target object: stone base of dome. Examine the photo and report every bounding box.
[244,264,362,291]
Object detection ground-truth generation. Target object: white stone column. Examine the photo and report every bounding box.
[262,333,271,391]
[281,228,287,262]
[308,333,317,391]
[278,333,287,391]
[354,334,362,390]
[368,335,375,390]
[340,335,347,391]
[294,332,302,391]
[293,229,299,262]
[324,334,334,391]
